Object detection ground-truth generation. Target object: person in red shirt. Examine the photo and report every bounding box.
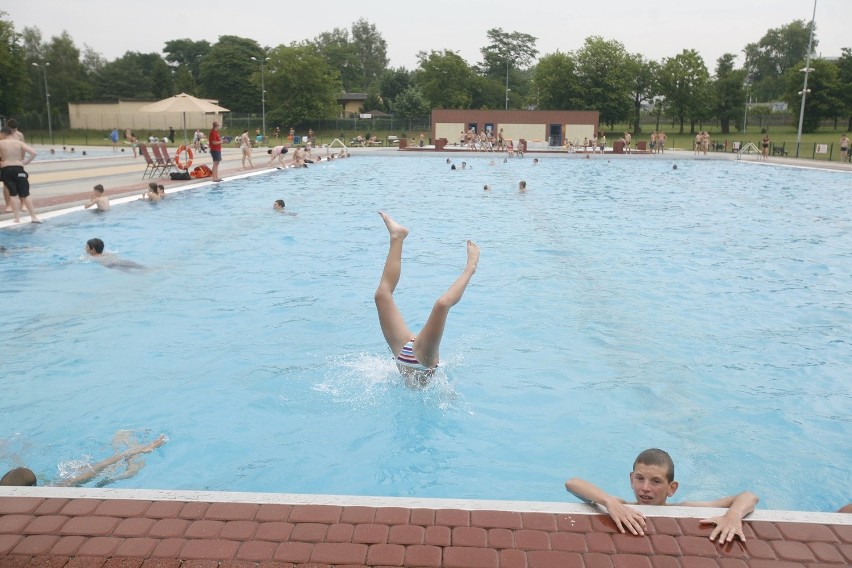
[209,121,223,182]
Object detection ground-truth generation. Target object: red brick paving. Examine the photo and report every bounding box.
[1,496,850,567]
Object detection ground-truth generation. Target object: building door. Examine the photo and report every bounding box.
[549,124,562,147]
[468,122,478,133]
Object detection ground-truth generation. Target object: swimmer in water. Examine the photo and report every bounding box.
[1,432,167,488]
[85,238,146,271]
[375,212,479,388]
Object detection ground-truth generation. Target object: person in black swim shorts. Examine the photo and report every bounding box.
[0,127,40,223]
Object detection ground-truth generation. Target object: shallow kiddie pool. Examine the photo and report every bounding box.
[0,154,849,512]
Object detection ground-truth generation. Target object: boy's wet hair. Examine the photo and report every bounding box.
[274,199,285,208]
[93,184,104,193]
[634,448,675,482]
[87,238,105,254]
[148,182,158,191]
[1,467,37,486]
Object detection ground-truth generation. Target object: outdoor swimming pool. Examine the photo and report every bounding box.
[0,154,849,512]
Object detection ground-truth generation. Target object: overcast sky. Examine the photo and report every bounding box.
[5,0,846,71]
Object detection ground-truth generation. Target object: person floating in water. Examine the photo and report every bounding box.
[1,432,167,487]
[375,212,479,387]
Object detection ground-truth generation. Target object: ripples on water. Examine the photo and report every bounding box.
[0,156,849,510]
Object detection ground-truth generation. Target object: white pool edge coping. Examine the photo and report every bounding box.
[0,166,283,229]
[1,487,849,526]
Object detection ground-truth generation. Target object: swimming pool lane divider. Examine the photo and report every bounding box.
[0,166,284,230]
[0,487,848,526]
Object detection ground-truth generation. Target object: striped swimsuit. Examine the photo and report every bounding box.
[395,338,436,376]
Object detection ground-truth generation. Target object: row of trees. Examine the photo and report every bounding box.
[1,12,850,134]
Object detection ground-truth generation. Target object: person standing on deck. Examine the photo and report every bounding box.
[209,121,223,182]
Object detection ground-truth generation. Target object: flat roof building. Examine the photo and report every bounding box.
[432,109,600,148]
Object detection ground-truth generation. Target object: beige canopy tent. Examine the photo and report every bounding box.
[140,93,229,145]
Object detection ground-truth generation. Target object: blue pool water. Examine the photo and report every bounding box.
[30,146,130,161]
[1,155,850,512]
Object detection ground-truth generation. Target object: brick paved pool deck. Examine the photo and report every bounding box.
[1,489,850,568]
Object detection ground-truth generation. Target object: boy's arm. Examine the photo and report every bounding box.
[680,491,759,543]
[565,478,647,536]
[22,143,37,165]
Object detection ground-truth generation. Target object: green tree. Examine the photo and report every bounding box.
[92,52,174,100]
[712,53,746,134]
[392,86,431,119]
[148,55,175,99]
[533,51,582,110]
[172,65,196,94]
[81,46,105,78]
[0,12,30,117]
[478,28,538,109]
[478,27,538,77]
[379,67,413,113]
[470,75,510,109]
[414,50,476,109]
[783,58,842,133]
[265,43,342,127]
[93,54,149,100]
[198,36,264,111]
[625,54,658,134]
[312,28,359,92]
[658,49,710,133]
[575,36,632,128]
[360,88,383,113]
[835,48,852,131]
[744,19,816,101]
[39,31,93,126]
[163,38,211,86]
[350,18,388,91]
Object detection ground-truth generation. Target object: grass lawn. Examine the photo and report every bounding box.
[605,125,850,161]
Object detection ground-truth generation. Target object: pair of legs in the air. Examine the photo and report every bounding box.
[375,212,479,374]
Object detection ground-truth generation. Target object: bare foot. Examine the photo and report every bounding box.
[379,211,409,240]
[466,240,480,271]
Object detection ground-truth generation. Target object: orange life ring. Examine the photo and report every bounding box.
[174,145,193,170]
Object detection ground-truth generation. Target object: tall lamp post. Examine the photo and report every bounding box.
[795,0,818,158]
[505,58,510,110]
[32,61,53,144]
[251,56,270,142]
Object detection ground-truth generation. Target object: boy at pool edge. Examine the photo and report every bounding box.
[84,184,111,211]
[565,448,758,543]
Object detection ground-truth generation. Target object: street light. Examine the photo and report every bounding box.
[505,58,510,110]
[795,0,818,158]
[250,56,270,142]
[32,61,53,144]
